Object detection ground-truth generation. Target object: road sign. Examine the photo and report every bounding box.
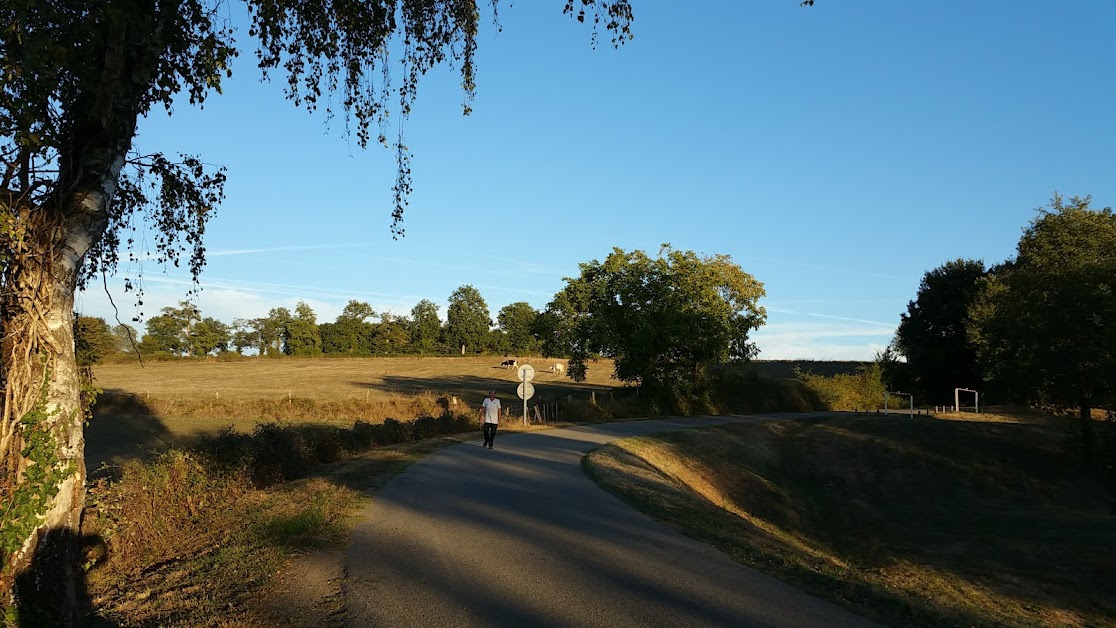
[517,364,535,383]
[517,382,535,400]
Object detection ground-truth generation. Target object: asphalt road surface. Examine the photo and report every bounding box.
[344,415,879,627]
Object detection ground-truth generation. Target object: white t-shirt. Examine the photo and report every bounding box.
[482,397,501,424]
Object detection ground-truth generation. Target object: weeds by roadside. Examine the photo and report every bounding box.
[79,409,477,626]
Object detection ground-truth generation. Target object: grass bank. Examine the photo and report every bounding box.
[79,429,482,627]
[585,412,1116,627]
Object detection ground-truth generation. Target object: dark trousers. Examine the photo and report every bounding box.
[483,422,498,447]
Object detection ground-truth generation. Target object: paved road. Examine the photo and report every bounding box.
[343,415,878,627]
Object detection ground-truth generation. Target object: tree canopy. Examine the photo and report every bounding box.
[444,285,491,354]
[894,258,987,404]
[541,245,766,398]
[497,302,541,355]
[969,194,1116,457]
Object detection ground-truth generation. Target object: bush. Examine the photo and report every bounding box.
[794,363,886,411]
[375,418,411,445]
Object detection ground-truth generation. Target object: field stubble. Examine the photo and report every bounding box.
[88,356,620,467]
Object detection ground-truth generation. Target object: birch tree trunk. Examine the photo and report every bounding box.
[1,171,120,622]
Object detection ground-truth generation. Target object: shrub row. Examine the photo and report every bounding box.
[196,411,474,486]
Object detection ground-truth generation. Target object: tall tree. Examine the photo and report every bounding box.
[894,259,987,404]
[331,300,376,354]
[0,0,639,610]
[283,301,322,357]
[260,307,292,357]
[444,285,492,354]
[229,318,256,355]
[497,302,541,355]
[189,317,230,356]
[969,195,1116,460]
[543,246,766,398]
[138,301,200,356]
[111,323,140,355]
[374,312,411,354]
[72,316,116,366]
[409,299,443,354]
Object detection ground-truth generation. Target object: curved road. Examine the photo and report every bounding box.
[343,415,878,627]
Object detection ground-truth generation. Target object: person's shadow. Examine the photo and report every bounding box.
[13,527,114,627]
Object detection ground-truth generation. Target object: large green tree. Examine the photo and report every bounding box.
[542,246,766,397]
[969,195,1116,460]
[189,316,230,356]
[331,300,376,354]
[894,259,987,404]
[408,299,443,354]
[72,316,116,366]
[283,301,322,357]
[444,285,492,354]
[138,301,200,356]
[259,307,292,357]
[497,302,541,355]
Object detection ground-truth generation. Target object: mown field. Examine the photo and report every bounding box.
[87,356,622,468]
[586,410,1116,627]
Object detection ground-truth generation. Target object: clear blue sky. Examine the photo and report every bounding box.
[75,0,1116,360]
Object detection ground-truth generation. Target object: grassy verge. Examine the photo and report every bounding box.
[584,413,1116,627]
[79,419,490,626]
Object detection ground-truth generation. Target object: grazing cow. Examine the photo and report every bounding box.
[501,359,518,370]
[551,363,565,376]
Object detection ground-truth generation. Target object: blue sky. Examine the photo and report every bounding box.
[75,1,1116,360]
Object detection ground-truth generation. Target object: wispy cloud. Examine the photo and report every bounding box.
[208,243,364,257]
[765,306,896,329]
[742,256,915,282]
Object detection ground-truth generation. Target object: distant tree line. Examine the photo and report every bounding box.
[78,245,769,410]
[891,194,1115,460]
[75,284,547,364]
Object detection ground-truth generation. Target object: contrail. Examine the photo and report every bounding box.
[208,243,364,256]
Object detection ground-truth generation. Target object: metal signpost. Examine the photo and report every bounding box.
[517,364,535,425]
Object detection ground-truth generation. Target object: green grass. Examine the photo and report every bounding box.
[585,413,1116,627]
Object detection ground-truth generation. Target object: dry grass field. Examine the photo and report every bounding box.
[93,355,619,401]
[87,356,623,468]
[586,411,1116,627]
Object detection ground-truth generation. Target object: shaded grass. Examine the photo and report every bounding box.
[585,414,1116,627]
[80,420,485,626]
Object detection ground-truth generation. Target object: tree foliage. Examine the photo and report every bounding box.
[283,301,321,356]
[497,302,540,355]
[444,285,491,354]
[73,316,116,366]
[894,259,986,404]
[408,299,442,354]
[969,195,1116,458]
[139,301,200,356]
[542,246,766,398]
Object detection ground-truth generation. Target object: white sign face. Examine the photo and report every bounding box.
[517,382,535,400]
[517,364,535,383]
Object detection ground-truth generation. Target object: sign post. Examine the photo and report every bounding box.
[517,364,535,425]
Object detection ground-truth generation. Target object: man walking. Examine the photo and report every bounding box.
[480,390,501,449]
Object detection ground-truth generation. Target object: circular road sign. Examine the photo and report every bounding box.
[517,364,535,383]
[517,382,535,400]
